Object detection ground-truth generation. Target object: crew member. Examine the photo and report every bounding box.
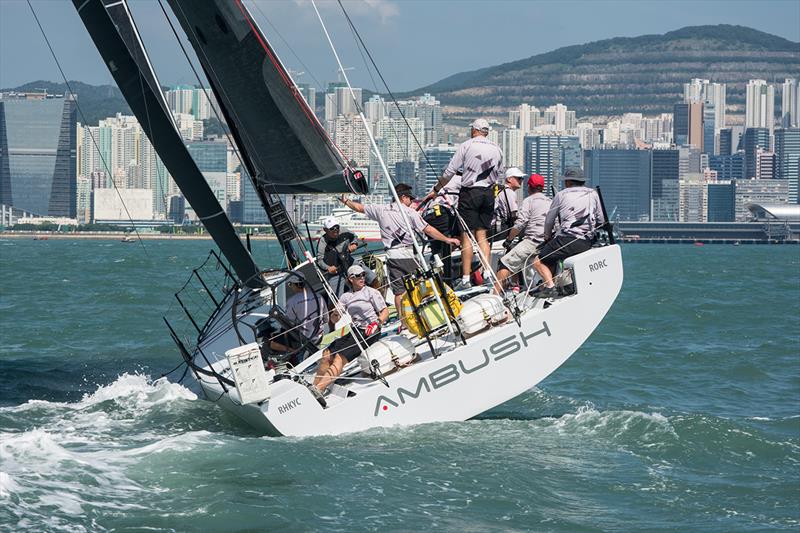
[490,167,523,242]
[312,265,389,402]
[316,216,376,296]
[494,173,550,294]
[340,183,460,313]
[265,271,329,365]
[421,173,461,282]
[422,118,504,290]
[532,167,605,298]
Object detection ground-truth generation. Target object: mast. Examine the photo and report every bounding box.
[73,0,262,287]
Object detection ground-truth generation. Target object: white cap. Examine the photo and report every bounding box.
[505,167,525,180]
[470,118,490,132]
[347,264,365,277]
[322,216,339,230]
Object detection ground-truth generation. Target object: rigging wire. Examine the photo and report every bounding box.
[335,0,442,182]
[26,0,150,256]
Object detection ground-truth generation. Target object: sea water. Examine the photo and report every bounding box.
[1,238,798,532]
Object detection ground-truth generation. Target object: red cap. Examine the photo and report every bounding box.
[528,173,545,188]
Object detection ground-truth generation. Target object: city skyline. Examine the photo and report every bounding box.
[1,1,798,93]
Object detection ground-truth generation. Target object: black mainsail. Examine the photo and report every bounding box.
[73,0,262,287]
[164,0,367,195]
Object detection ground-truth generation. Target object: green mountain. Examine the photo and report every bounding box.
[406,25,800,120]
[1,80,130,126]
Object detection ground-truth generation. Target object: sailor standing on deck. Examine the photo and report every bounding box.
[490,167,523,242]
[422,118,504,290]
[339,183,461,313]
[421,173,461,282]
[532,167,605,299]
[494,173,550,294]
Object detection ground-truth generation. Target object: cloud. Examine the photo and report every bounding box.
[293,0,399,24]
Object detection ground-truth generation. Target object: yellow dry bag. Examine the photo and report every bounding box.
[400,279,462,337]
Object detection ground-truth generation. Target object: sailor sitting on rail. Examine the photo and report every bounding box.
[532,167,605,299]
[494,173,551,294]
[312,264,389,403]
[316,216,377,297]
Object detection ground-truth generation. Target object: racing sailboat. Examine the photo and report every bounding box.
[73,0,623,436]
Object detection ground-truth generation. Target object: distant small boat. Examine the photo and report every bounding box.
[121,235,136,243]
[33,235,48,241]
[694,241,704,247]
[733,241,740,246]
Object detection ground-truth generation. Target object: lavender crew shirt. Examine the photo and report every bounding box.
[338,286,387,329]
[512,192,551,244]
[442,136,504,189]
[544,186,605,240]
[363,202,429,258]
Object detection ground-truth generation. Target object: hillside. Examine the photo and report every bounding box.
[406,25,800,121]
[1,81,130,126]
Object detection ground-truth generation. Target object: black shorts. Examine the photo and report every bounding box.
[386,257,420,295]
[327,328,380,362]
[458,187,494,232]
[423,207,455,237]
[537,235,592,272]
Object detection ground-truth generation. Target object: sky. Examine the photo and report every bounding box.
[1,0,798,94]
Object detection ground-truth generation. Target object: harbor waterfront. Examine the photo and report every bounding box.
[1,238,798,531]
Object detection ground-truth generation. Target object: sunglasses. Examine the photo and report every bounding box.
[349,273,366,279]
[326,225,340,231]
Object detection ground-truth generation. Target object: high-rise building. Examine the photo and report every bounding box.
[418,144,456,193]
[296,83,316,115]
[165,85,217,120]
[333,115,372,167]
[543,104,576,132]
[673,103,689,146]
[687,102,704,151]
[745,80,775,132]
[742,127,771,179]
[364,95,386,122]
[394,160,417,193]
[240,167,267,224]
[375,117,424,170]
[774,128,800,203]
[651,149,680,221]
[501,127,524,169]
[703,103,715,155]
[584,148,651,221]
[523,135,580,192]
[684,78,726,128]
[187,140,229,207]
[781,78,799,128]
[755,149,776,180]
[718,128,733,156]
[706,181,736,222]
[709,153,745,181]
[0,92,77,218]
[509,103,540,133]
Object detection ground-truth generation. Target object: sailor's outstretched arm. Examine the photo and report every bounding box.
[339,195,365,213]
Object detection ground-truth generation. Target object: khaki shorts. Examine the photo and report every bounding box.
[499,239,540,273]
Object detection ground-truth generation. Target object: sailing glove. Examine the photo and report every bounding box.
[364,322,380,336]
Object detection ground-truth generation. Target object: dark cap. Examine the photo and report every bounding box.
[560,167,587,183]
[395,183,415,199]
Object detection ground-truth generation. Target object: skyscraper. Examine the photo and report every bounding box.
[0,92,76,218]
[745,80,775,132]
[585,148,651,221]
[742,128,771,179]
[781,78,799,128]
[187,140,229,207]
[418,144,456,193]
[673,103,689,146]
[774,128,800,202]
[718,128,733,156]
[702,103,715,155]
[687,102,704,152]
[651,149,680,221]
[683,78,726,128]
[523,134,580,192]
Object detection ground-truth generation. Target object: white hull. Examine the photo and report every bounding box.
[186,245,623,436]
